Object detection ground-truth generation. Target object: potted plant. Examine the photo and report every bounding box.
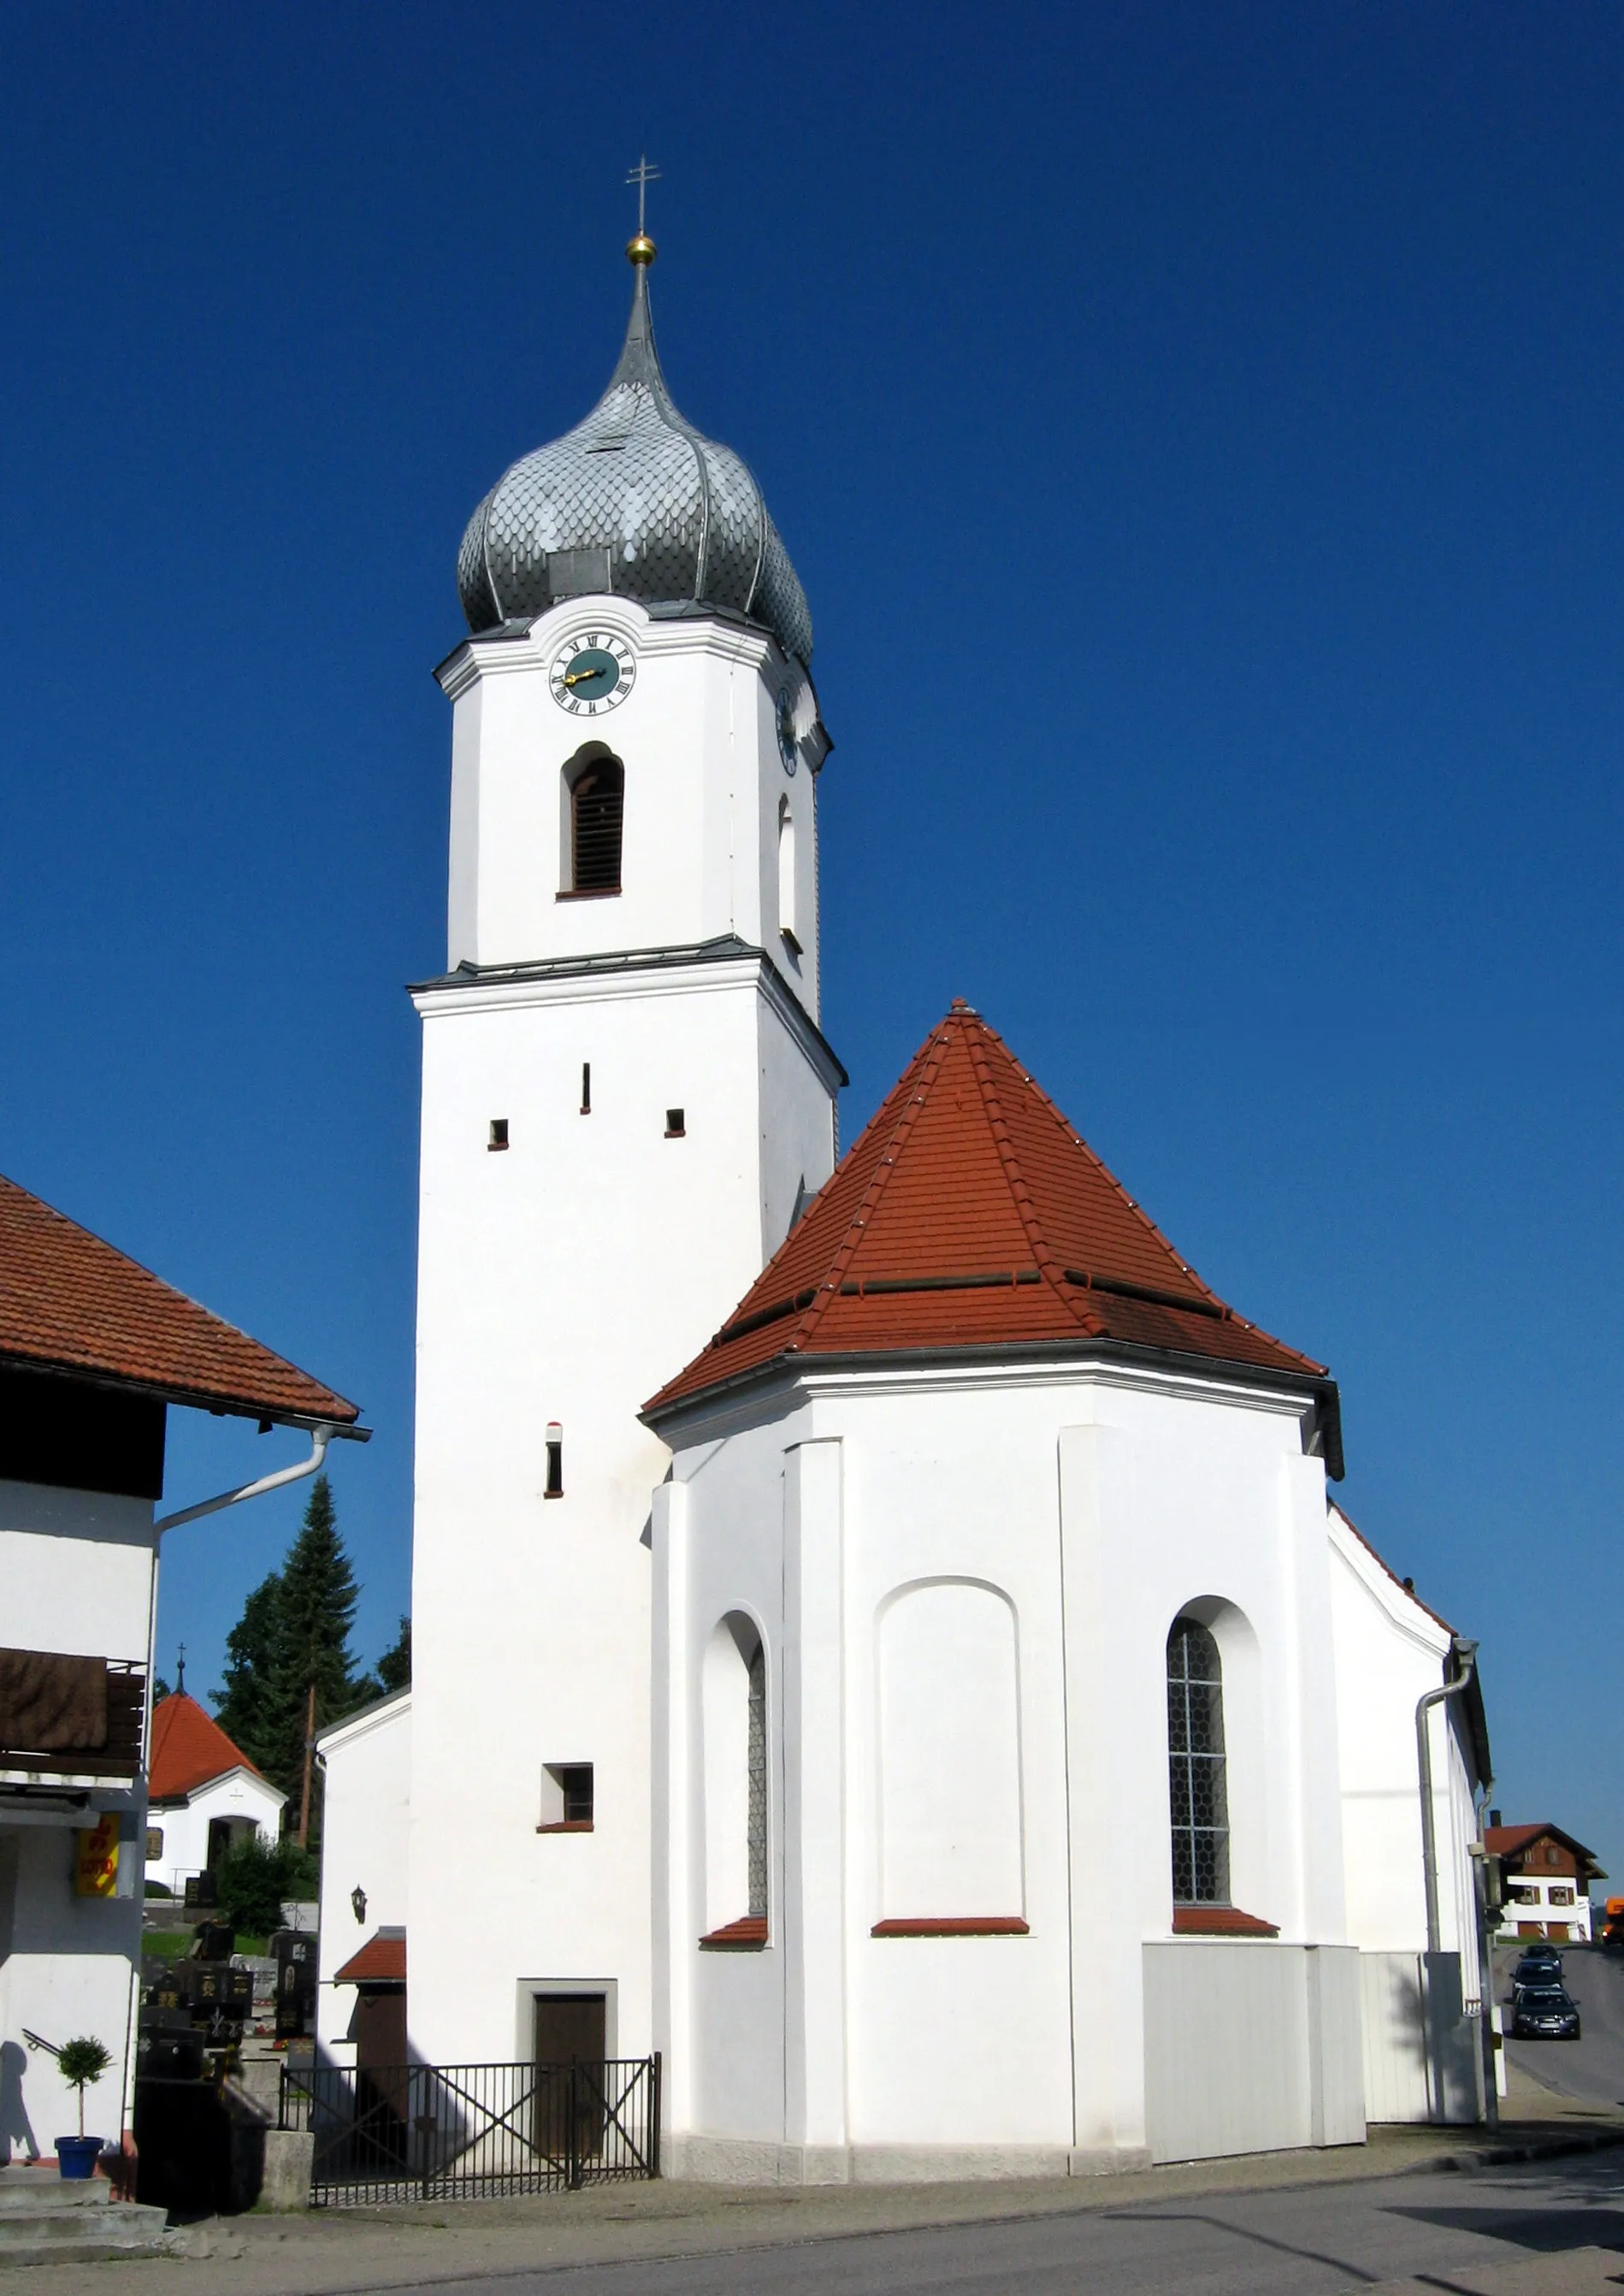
[54,2037,113,2178]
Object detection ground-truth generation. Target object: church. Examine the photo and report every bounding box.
[314,221,1496,2175]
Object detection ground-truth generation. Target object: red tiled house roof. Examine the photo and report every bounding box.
[149,1691,277,1802]
[0,1172,359,1426]
[334,1929,407,1984]
[1486,1824,1604,1881]
[647,1001,1340,1469]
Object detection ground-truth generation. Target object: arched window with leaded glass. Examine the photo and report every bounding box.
[1167,1615,1230,1906]
[746,1642,767,1920]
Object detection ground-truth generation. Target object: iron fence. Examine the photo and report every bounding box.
[278,2056,660,2204]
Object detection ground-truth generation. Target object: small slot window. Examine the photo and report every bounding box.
[538,1762,593,1831]
[544,1422,564,1499]
[488,1119,509,1151]
[665,1109,685,1138]
[581,1062,592,1115]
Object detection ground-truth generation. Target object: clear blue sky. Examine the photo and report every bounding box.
[2,6,1618,1879]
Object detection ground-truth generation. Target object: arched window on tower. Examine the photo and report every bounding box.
[568,757,623,895]
[777,796,800,951]
[1167,1616,1229,1905]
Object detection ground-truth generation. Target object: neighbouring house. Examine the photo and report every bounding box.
[311,1688,410,2068]
[0,1171,361,2163]
[1486,1823,1604,1944]
[144,1693,286,1900]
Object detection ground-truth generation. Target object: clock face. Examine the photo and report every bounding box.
[776,684,799,772]
[549,631,635,716]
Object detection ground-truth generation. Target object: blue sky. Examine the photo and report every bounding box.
[2,6,1618,1879]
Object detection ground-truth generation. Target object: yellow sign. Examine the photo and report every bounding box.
[75,1814,119,1898]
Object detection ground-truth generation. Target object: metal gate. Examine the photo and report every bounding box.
[278,2056,660,2204]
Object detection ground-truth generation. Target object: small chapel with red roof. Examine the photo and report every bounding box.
[328,227,1499,2176]
[145,1689,285,1900]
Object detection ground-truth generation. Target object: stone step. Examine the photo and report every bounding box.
[0,2169,112,2212]
[0,2229,174,2267]
[0,2202,170,2263]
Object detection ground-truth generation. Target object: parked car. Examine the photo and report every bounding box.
[1511,1985,1581,2040]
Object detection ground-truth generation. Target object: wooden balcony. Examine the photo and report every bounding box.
[0,1648,145,1778]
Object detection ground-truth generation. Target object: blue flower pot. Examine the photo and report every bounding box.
[55,2136,104,2180]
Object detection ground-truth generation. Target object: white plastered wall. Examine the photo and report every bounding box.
[0,1480,156,2153]
[1327,1512,1483,1977]
[439,600,821,1019]
[315,1691,411,2063]
[407,601,838,2071]
[654,1361,1358,2178]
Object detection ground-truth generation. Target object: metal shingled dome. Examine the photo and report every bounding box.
[457,262,813,669]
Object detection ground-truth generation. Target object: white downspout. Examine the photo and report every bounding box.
[1416,1637,1478,1956]
[153,1423,342,1536]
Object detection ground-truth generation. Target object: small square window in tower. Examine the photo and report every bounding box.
[538,1763,593,1831]
[544,1423,564,1499]
[664,1109,685,1138]
[488,1118,509,1151]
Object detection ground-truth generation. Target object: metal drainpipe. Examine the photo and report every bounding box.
[152,1422,341,1536]
[1472,1773,1501,2130]
[1416,1637,1478,1956]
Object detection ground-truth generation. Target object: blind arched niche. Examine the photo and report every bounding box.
[877,1579,1024,1925]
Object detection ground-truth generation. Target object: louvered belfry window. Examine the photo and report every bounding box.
[1167,1617,1230,1905]
[571,760,623,893]
[746,1642,768,1920]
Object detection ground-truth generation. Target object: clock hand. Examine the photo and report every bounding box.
[560,666,611,688]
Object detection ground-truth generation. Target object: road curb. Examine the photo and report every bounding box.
[1407,2125,1624,2176]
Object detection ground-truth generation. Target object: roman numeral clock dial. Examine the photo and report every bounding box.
[549,631,636,715]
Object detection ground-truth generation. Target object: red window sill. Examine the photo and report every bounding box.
[1172,1905,1279,1938]
[871,1916,1031,1938]
[534,1820,593,1834]
[556,887,621,901]
[699,1916,768,1950]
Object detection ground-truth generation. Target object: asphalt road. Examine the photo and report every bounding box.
[1502,1944,1624,2111]
[321,2152,1624,2296]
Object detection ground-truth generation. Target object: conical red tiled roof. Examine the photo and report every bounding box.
[0,1173,359,1426]
[149,1692,277,1802]
[647,1003,1336,1449]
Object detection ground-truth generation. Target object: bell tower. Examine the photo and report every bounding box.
[405,228,842,2069]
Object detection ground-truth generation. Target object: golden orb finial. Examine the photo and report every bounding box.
[627,232,657,266]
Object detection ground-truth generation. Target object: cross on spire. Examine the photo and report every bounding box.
[627,153,660,238]
[175,1642,186,1695]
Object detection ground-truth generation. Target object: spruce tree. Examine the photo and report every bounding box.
[274,1474,363,1841]
[376,1616,411,1694]
[210,1571,288,1776]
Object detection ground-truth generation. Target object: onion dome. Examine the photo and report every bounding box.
[458,241,813,669]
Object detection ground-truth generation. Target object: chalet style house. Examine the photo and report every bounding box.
[0,1172,359,2161]
[1487,1822,1604,1944]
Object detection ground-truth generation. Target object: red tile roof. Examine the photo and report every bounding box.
[648,1003,1335,1437]
[334,1929,406,1983]
[0,1173,359,1426]
[1486,1823,1604,1879]
[149,1692,273,1802]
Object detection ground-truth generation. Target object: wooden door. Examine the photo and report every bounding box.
[532,1993,606,2162]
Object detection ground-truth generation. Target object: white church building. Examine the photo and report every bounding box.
[318,228,1496,2173]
